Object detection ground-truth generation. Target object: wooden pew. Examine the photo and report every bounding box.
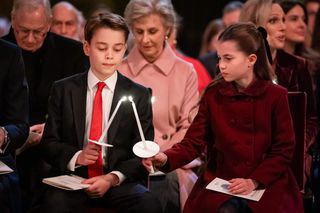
[288,91,306,191]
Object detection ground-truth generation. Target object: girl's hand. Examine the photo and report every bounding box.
[142,152,167,172]
[228,178,258,195]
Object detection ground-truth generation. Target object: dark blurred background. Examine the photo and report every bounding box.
[0,0,244,57]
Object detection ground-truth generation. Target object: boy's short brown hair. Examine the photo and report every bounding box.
[84,12,129,43]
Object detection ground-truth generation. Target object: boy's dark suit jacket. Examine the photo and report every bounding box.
[40,71,153,182]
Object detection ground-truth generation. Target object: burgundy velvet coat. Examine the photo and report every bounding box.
[163,79,303,213]
[275,50,319,149]
[275,50,319,186]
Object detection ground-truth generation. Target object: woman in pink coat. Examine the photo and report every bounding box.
[143,23,303,213]
[118,0,199,212]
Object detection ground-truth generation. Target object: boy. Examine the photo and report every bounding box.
[39,13,161,213]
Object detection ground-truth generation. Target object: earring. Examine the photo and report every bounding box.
[173,39,177,45]
[165,35,169,40]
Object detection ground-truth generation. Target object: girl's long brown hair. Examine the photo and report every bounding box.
[201,22,273,97]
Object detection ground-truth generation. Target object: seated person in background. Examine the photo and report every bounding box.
[0,39,29,213]
[222,1,243,27]
[198,19,225,79]
[51,1,84,41]
[3,0,89,146]
[168,11,211,93]
[280,0,320,184]
[0,17,10,37]
[118,0,199,212]
[143,23,303,213]
[38,12,161,213]
[2,0,89,146]
[2,0,89,209]
[199,19,224,58]
[198,1,243,80]
[305,0,320,34]
[240,0,319,193]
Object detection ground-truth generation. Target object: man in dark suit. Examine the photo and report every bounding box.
[39,13,161,212]
[2,0,89,142]
[2,0,89,209]
[0,39,29,213]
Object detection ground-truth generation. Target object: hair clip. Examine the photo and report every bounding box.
[257,26,272,65]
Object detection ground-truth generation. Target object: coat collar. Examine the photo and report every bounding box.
[218,79,271,97]
[126,42,177,76]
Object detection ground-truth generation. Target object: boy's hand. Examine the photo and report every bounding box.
[76,143,101,166]
[82,173,119,198]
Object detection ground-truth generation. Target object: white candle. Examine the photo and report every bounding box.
[128,96,146,148]
[90,96,128,145]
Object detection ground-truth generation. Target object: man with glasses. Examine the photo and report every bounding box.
[1,0,89,211]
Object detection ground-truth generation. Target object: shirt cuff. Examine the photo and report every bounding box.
[110,171,126,186]
[67,151,82,171]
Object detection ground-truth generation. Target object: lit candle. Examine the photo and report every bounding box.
[151,96,155,104]
[128,96,146,148]
[89,96,128,145]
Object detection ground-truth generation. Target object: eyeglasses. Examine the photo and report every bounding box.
[14,26,48,39]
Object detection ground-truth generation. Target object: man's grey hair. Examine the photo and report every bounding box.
[52,1,84,24]
[12,0,52,21]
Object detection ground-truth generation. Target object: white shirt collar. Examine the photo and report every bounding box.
[87,69,118,92]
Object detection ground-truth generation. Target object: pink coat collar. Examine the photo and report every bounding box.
[126,42,178,76]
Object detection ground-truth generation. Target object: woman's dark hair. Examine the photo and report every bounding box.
[279,0,308,56]
[280,0,308,24]
[280,0,320,75]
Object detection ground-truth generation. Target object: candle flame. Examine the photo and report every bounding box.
[120,96,128,102]
[151,96,155,104]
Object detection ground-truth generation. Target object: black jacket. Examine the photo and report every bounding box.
[2,29,89,125]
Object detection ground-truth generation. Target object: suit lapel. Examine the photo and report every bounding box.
[71,73,87,148]
[108,73,129,144]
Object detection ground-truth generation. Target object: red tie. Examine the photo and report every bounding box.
[88,82,106,178]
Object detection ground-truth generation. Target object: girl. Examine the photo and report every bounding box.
[143,23,303,213]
